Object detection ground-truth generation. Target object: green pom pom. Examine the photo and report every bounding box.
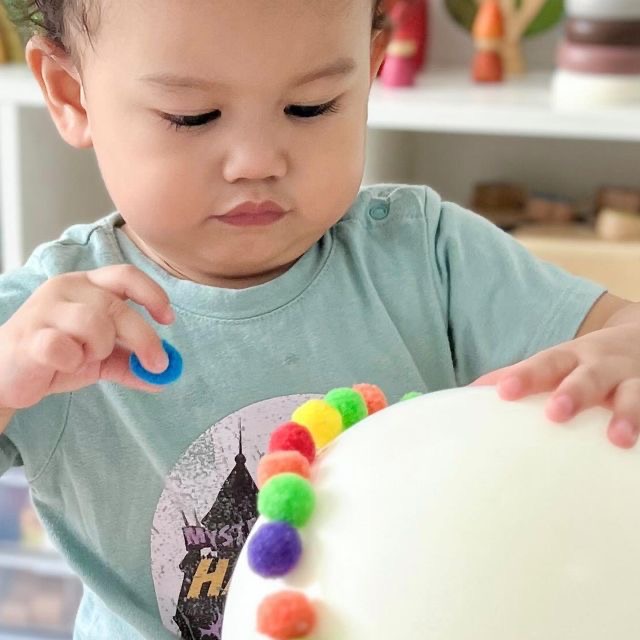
[258,473,316,528]
[401,391,423,401]
[324,387,368,429]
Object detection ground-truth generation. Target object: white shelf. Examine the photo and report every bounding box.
[0,544,74,578]
[368,68,640,142]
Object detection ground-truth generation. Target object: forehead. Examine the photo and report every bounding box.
[88,0,373,88]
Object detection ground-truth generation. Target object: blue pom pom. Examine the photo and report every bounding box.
[129,340,183,385]
[248,521,303,578]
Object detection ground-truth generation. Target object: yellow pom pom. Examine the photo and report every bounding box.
[292,399,343,449]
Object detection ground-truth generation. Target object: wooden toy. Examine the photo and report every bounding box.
[471,182,528,228]
[552,69,640,108]
[525,193,578,224]
[557,41,640,75]
[381,38,419,87]
[565,0,640,21]
[565,18,640,47]
[2,2,28,62]
[380,0,428,87]
[554,0,640,107]
[596,186,640,213]
[596,208,640,241]
[446,0,563,76]
[472,0,505,83]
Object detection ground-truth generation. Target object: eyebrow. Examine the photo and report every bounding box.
[139,57,357,91]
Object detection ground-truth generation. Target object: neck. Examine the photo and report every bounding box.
[121,224,295,289]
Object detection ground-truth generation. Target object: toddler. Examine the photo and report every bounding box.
[1,0,639,638]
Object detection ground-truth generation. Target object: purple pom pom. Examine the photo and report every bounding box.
[248,521,303,578]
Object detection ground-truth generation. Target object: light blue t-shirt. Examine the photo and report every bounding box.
[0,185,604,639]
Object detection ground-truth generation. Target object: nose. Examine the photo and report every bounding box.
[222,124,288,183]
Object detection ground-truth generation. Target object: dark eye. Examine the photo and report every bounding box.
[285,99,339,118]
[163,110,221,131]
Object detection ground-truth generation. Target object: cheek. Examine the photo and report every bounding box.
[302,110,366,193]
[92,119,210,229]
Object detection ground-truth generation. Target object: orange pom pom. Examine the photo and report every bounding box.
[257,450,311,489]
[257,591,316,639]
[353,383,388,415]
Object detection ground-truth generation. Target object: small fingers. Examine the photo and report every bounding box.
[29,327,85,373]
[84,265,174,325]
[48,302,117,363]
[99,346,165,393]
[607,378,640,449]
[486,349,579,401]
[545,363,618,423]
[103,297,168,374]
[471,365,514,387]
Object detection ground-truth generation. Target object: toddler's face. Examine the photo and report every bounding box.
[45,0,386,287]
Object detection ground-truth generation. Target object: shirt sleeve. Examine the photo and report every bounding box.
[427,196,606,386]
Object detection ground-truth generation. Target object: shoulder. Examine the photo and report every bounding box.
[338,183,443,230]
[28,212,125,277]
[334,183,497,258]
[0,213,125,322]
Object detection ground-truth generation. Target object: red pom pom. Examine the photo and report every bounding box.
[353,383,388,415]
[268,422,316,464]
[257,591,316,639]
[257,450,311,488]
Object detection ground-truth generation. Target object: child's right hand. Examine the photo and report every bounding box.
[0,265,175,410]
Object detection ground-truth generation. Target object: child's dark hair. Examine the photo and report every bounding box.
[6,0,388,64]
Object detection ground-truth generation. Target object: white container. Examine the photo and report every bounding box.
[565,0,640,20]
[551,68,640,109]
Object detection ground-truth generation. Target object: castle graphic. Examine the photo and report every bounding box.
[173,431,258,640]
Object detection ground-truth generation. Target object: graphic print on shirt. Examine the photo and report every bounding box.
[150,394,316,639]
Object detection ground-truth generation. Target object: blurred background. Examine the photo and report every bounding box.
[0,0,639,638]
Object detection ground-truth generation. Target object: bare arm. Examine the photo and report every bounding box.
[576,292,636,337]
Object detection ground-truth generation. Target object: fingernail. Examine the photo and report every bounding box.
[155,351,169,372]
[165,306,175,323]
[612,418,639,447]
[550,394,575,421]
[498,376,522,398]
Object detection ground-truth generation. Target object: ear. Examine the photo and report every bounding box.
[370,26,391,84]
[25,36,92,149]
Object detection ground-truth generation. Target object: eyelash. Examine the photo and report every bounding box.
[163,99,340,131]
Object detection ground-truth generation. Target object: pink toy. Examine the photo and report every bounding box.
[381,0,429,88]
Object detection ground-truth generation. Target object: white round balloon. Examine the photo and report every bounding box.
[222,387,640,640]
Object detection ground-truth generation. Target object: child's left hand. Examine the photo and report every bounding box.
[473,294,640,449]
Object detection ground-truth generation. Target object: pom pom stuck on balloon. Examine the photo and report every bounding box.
[401,391,423,402]
[257,450,311,489]
[324,387,368,429]
[258,473,316,528]
[248,521,303,578]
[353,383,388,415]
[292,399,343,448]
[268,422,316,464]
[257,591,317,639]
